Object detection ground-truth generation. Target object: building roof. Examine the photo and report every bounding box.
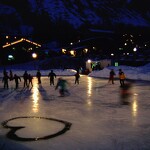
[2,38,41,48]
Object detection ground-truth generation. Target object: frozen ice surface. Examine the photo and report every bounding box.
[0,75,150,150]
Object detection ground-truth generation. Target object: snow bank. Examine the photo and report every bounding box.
[89,63,150,81]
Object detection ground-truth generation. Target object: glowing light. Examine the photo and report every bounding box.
[111,53,114,56]
[62,49,67,54]
[32,53,37,59]
[2,38,41,48]
[83,48,88,53]
[87,59,91,63]
[133,47,137,52]
[70,50,76,56]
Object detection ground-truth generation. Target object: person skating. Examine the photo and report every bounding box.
[48,70,56,86]
[108,69,116,84]
[36,70,41,84]
[23,71,28,88]
[74,71,80,84]
[28,74,33,87]
[2,72,10,89]
[13,74,21,89]
[120,82,132,105]
[119,69,126,87]
[9,70,13,81]
[55,78,70,96]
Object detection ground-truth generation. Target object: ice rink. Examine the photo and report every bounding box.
[0,76,150,150]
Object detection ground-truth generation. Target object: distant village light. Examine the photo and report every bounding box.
[8,55,14,61]
[2,38,41,48]
[62,49,67,54]
[70,50,75,56]
[133,47,137,52]
[83,48,88,53]
[87,59,92,63]
[32,53,37,59]
[111,53,114,56]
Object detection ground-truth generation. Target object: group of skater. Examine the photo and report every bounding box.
[2,68,128,98]
[2,69,34,89]
[108,68,126,87]
[108,68,132,105]
[1,69,80,97]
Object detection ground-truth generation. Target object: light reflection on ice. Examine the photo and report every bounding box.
[86,77,93,107]
[87,77,92,97]
[32,80,39,113]
[131,95,138,125]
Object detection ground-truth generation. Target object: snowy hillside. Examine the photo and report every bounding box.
[0,0,150,37]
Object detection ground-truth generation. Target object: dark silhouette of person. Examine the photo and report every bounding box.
[9,70,13,81]
[23,71,28,88]
[48,70,56,85]
[74,71,80,84]
[28,74,33,87]
[13,74,21,89]
[3,68,7,77]
[2,72,10,89]
[108,69,116,84]
[36,70,41,84]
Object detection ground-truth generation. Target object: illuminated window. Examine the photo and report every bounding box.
[62,49,67,54]
[83,48,88,53]
[70,50,76,56]
[8,55,14,61]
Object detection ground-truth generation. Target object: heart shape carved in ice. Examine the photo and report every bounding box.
[1,116,72,141]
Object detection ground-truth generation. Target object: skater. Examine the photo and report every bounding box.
[74,71,80,84]
[13,74,21,89]
[48,70,56,86]
[9,70,13,81]
[120,82,132,105]
[3,68,7,77]
[23,71,28,88]
[55,78,70,96]
[36,69,41,84]
[2,72,10,89]
[28,74,33,87]
[108,69,116,84]
[119,69,126,87]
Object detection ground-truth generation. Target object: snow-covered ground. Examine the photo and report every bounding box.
[89,63,150,81]
[0,63,150,150]
[0,62,150,81]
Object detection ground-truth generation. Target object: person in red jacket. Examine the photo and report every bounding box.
[108,69,116,84]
